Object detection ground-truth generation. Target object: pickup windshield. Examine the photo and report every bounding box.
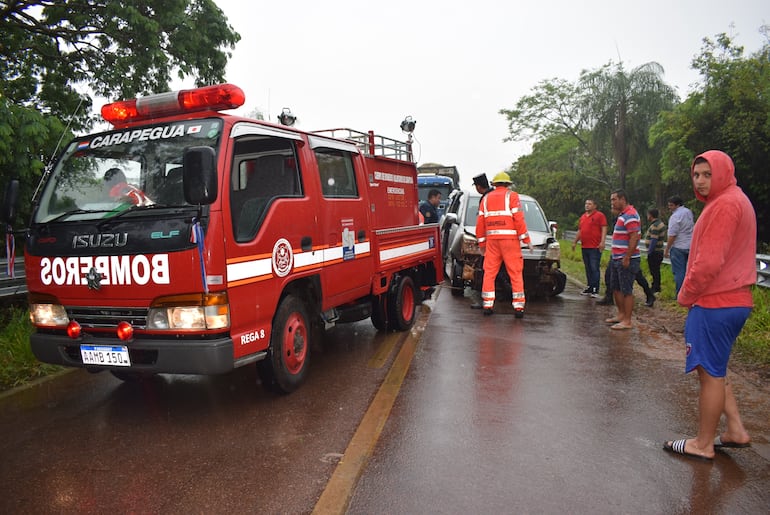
[33,119,223,223]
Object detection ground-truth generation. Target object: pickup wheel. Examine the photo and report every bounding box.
[546,269,567,297]
[389,275,416,331]
[451,258,464,296]
[257,294,310,394]
[371,295,390,331]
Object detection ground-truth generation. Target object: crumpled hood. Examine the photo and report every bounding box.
[692,150,737,203]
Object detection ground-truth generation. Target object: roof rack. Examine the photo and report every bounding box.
[311,128,414,162]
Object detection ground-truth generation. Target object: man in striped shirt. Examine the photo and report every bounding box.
[606,189,641,330]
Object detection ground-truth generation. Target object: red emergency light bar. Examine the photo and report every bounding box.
[101,83,246,125]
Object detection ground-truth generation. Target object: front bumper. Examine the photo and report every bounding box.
[31,332,235,375]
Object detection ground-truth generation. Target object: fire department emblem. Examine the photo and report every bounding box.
[86,267,103,290]
[272,238,293,277]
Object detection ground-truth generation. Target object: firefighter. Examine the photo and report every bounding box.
[476,172,532,318]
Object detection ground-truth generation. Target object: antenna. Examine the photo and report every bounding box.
[32,96,85,202]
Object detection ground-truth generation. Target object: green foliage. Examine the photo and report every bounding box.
[580,62,678,192]
[0,305,62,390]
[651,28,770,241]
[735,287,770,365]
[501,61,677,201]
[0,0,241,229]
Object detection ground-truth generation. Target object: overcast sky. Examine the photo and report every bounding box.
[210,0,767,187]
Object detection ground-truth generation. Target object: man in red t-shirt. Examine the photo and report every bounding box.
[572,198,608,297]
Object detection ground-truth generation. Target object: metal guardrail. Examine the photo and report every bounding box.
[563,230,769,289]
[0,257,26,300]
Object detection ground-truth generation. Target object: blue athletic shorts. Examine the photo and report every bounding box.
[609,258,640,295]
[684,306,751,377]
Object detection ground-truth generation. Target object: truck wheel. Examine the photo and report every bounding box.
[371,295,390,331]
[388,275,416,331]
[451,259,464,296]
[257,294,310,394]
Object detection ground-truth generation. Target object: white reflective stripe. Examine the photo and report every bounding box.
[481,291,495,299]
[484,209,513,218]
[488,229,518,236]
[226,257,273,282]
[477,236,486,243]
[519,232,529,240]
[227,241,372,284]
[322,242,371,262]
[379,239,433,262]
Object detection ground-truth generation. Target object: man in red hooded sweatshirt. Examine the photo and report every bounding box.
[664,150,756,461]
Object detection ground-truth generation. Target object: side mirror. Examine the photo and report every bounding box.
[183,146,218,205]
[444,212,459,226]
[549,220,558,239]
[1,180,19,224]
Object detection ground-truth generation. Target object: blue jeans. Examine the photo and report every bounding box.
[670,247,689,295]
[581,248,602,291]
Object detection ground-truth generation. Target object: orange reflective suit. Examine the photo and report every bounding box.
[476,186,531,310]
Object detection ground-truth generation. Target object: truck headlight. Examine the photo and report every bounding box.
[147,293,230,330]
[29,303,69,327]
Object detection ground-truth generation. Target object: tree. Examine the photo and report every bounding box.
[580,62,678,192]
[0,0,240,229]
[651,28,770,242]
[500,61,678,195]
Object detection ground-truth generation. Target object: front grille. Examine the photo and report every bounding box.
[66,306,148,329]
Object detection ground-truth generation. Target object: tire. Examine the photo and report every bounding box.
[388,275,417,331]
[371,294,390,331]
[257,294,311,394]
[110,370,153,382]
[547,270,567,297]
[451,259,464,296]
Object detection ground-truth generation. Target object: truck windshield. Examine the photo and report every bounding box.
[33,119,223,223]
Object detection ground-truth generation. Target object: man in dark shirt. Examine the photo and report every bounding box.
[419,189,441,224]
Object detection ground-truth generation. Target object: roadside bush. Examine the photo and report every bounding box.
[0,304,61,390]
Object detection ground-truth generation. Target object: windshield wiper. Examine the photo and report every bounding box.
[48,209,113,223]
[95,203,190,228]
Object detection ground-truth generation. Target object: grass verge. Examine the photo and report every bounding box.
[0,303,63,391]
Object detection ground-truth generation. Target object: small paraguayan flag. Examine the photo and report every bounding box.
[77,141,90,151]
[191,217,208,293]
[5,224,14,278]
[187,125,202,134]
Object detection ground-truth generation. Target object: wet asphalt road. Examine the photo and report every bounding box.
[347,282,770,514]
[0,322,401,513]
[1,280,769,513]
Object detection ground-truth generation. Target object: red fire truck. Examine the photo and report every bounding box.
[3,84,441,393]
